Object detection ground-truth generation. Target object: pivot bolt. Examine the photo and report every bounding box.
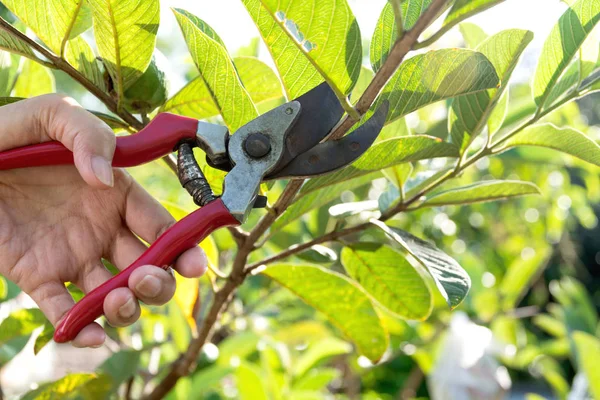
[244,133,271,158]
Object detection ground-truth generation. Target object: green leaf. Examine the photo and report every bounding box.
[370,1,434,72]
[65,36,105,91]
[90,0,159,96]
[545,61,580,108]
[377,115,410,141]
[421,180,541,207]
[0,275,6,300]
[351,66,374,101]
[173,8,258,131]
[33,323,54,355]
[2,0,81,54]
[242,0,322,99]
[294,337,351,377]
[0,31,38,61]
[374,49,499,123]
[370,220,470,308]
[444,0,505,28]
[272,173,378,231]
[449,29,532,150]
[293,368,340,391]
[263,264,388,362]
[499,246,550,309]
[533,0,600,107]
[89,111,129,130]
[299,136,459,196]
[341,244,432,319]
[160,77,218,119]
[21,373,112,400]
[487,90,509,136]
[68,1,92,39]
[572,331,600,399]
[235,363,269,400]
[0,308,47,346]
[13,59,55,97]
[258,0,361,97]
[0,51,18,97]
[459,22,489,48]
[503,123,600,167]
[98,350,141,388]
[190,365,234,393]
[234,56,283,105]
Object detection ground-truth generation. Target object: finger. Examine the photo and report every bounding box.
[129,265,176,306]
[0,94,116,188]
[109,229,147,272]
[174,246,208,278]
[104,287,141,327]
[27,280,105,348]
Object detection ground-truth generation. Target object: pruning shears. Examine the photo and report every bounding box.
[0,83,388,343]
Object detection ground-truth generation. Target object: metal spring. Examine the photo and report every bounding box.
[177,142,216,207]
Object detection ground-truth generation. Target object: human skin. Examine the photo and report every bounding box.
[0,95,207,348]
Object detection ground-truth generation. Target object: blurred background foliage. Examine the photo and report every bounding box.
[0,0,599,399]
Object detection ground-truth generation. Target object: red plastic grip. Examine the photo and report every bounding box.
[53,199,239,343]
[0,113,199,170]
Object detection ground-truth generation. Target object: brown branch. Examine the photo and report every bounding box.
[397,365,424,400]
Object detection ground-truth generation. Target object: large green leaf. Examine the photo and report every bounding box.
[263,264,388,362]
[69,1,92,39]
[370,0,434,72]
[22,373,112,400]
[573,331,600,399]
[13,59,55,97]
[33,323,54,355]
[293,337,351,377]
[241,0,322,99]
[503,123,600,167]
[459,22,489,48]
[173,8,258,131]
[299,136,459,196]
[371,220,470,308]
[160,77,218,119]
[98,350,141,388]
[272,173,378,231]
[259,0,361,97]
[341,244,432,319]
[533,0,600,107]
[443,0,505,28]
[0,308,47,346]
[90,0,159,97]
[0,31,38,62]
[374,49,499,123]
[65,36,105,91]
[421,180,541,207]
[2,0,81,54]
[236,363,269,400]
[234,56,283,105]
[449,29,533,150]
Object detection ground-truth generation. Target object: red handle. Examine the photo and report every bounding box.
[53,199,239,343]
[0,113,199,170]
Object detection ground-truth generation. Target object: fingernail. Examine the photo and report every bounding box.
[136,275,161,298]
[118,297,137,319]
[91,155,114,187]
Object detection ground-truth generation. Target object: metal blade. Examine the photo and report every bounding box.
[275,82,344,170]
[267,101,389,180]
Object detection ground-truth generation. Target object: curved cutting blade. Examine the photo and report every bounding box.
[267,101,389,180]
[275,82,345,170]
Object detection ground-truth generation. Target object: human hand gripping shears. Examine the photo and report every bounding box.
[0,83,389,343]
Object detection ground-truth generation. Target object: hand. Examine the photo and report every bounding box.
[0,95,207,348]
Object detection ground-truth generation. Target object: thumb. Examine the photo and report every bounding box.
[0,94,116,188]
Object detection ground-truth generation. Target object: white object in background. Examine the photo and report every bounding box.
[428,312,512,400]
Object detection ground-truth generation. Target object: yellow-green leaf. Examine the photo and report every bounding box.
[173,8,258,131]
[0,308,47,346]
[449,29,533,150]
[236,363,269,400]
[33,323,54,355]
[459,22,489,48]
[533,0,600,107]
[293,337,351,377]
[13,59,55,97]
[443,0,505,28]
[234,56,283,105]
[259,0,361,97]
[341,244,432,319]
[375,49,499,123]
[97,350,141,388]
[572,331,600,399]
[0,31,38,62]
[499,246,550,309]
[242,0,322,99]
[2,0,81,54]
[0,275,6,300]
[21,373,112,400]
[503,123,600,167]
[90,0,159,96]
[263,264,388,362]
[0,51,18,97]
[174,273,199,332]
[160,77,219,119]
[65,36,105,91]
[370,220,471,308]
[421,180,541,207]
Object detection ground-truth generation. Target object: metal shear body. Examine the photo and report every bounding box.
[0,83,388,343]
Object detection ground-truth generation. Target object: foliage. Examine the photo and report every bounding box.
[0,0,599,399]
